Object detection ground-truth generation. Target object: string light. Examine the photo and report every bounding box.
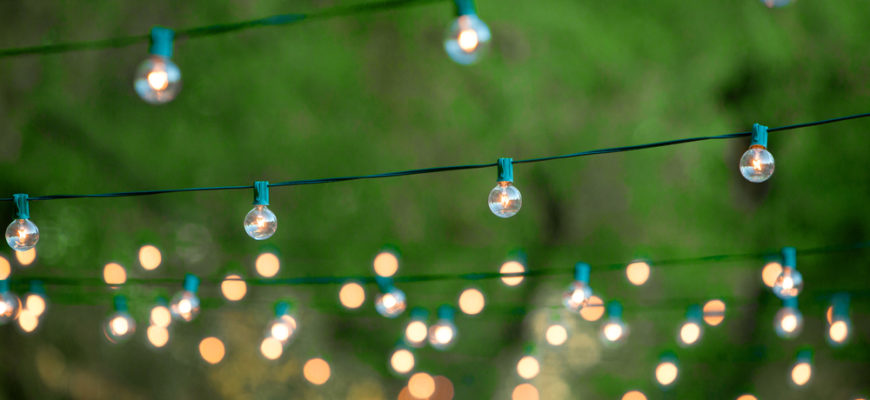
[389,343,416,375]
[655,353,679,387]
[0,279,21,324]
[736,394,758,400]
[625,261,651,286]
[220,274,248,301]
[374,276,406,318]
[790,350,813,387]
[134,27,181,104]
[601,301,628,344]
[428,305,457,350]
[488,158,522,218]
[303,358,331,385]
[458,287,486,315]
[739,123,775,182]
[244,181,277,240]
[444,0,491,65]
[138,244,162,271]
[199,337,226,365]
[516,352,540,380]
[499,259,527,287]
[103,295,136,343]
[677,304,703,347]
[5,194,39,251]
[774,297,803,339]
[22,280,47,318]
[373,249,400,277]
[338,281,366,309]
[827,293,851,346]
[17,308,39,333]
[15,248,36,266]
[404,308,430,348]
[702,299,726,326]
[170,274,201,322]
[266,302,298,344]
[562,262,593,312]
[773,247,803,299]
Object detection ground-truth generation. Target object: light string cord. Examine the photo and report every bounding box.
[2,112,869,202]
[0,0,446,58]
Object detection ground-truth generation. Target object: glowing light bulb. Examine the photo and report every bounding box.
[15,248,36,266]
[626,261,651,286]
[146,325,170,348]
[134,28,180,104]
[761,261,783,288]
[390,347,416,375]
[739,124,775,182]
[444,12,491,65]
[408,372,435,399]
[303,358,331,385]
[373,250,400,277]
[338,281,365,309]
[104,296,136,344]
[138,244,162,270]
[170,274,201,322]
[0,280,20,325]
[580,295,606,321]
[0,256,9,279]
[512,383,539,400]
[220,274,248,301]
[260,337,284,360]
[791,362,812,386]
[563,262,593,312]
[827,294,851,346]
[458,287,486,315]
[5,218,39,251]
[600,301,627,344]
[622,391,648,400]
[499,260,526,286]
[266,302,297,344]
[602,321,625,342]
[772,266,803,299]
[702,299,726,326]
[655,360,679,386]
[199,337,226,365]
[24,293,46,317]
[828,320,849,344]
[375,277,406,318]
[17,308,39,333]
[774,299,803,339]
[545,323,568,346]
[428,306,458,350]
[677,305,703,347]
[516,355,540,380]
[488,181,522,218]
[244,205,278,240]
[404,308,430,347]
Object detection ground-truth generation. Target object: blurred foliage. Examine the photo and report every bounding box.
[2,0,870,398]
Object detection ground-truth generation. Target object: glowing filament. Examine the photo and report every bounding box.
[147,70,169,91]
[457,29,479,52]
[603,322,624,342]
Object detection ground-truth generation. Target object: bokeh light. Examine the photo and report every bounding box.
[603,321,625,342]
[580,295,605,321]
[373,251,399,277]
[826,305,833,324]
[102,263,127,286]
[150,305,172,328]
[679,322,701,346]
[408,372,435,399]
[516,356,540,380]
[260,337,283,360]
[655,361,679,386]
[220,274,247,302]
[390,348,415,375]
[146,325,169,348]
[626,261,650,286]
[199,337,226,365]
[545,323,568,346]
[761,261,782,288]
[736,395,757,400]
[339,281,365,309]
[17,308,39,333]
[702,299,726,326]
[405,320,428,345]
[431,375,455,400]
[458,288,485,315]
[791,362,811,386]
[622,391,647,400]
[499,260,525,286]
[0,255,10,279]
[138,245,162,270]
[512,383,539,400]
[15,248,36,266]
[303,358,331,385]
[255,252,280,278]
[24,293,46,316]
[829,320,849,343]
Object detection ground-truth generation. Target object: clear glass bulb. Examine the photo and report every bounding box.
[169,290,201,322]
[739,145,775,182]
[267,314,298,344]
[772,267,803,299]
[562,281,592,312]
[375,288,406,318]
[774,306,803,338]
[488,181,522,218]
[0,292,21,324]
[244,205,278,240]
[428,320,457,350]
[103,312,136,343]
[5,219,39,251]
[134,55,182,104]
[444,15,491,65]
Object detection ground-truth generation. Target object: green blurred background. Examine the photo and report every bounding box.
[2,0,870,398]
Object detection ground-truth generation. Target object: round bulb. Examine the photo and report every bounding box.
[390,348,415,375]
[444,15,491,65]
[626,261,651,286]
[829,319,850,344]
[739,146,775,182]
[17,308,39,333]
[375,289,406,318]
[545,323,568,346]
[405,320,429,347]
[134,55,181,104]
[5,219,39,251]
[0,292,21,324]
[488,182,522,218]
[602,321,626,343]
[24,293,47,317]
[244,205,277,240]
[260,337,284,360]
[428,321,457,350]
[655,361,679,386]
[338,282,365,309]
[772,267,803,299]
[562,281,592,312]
[103,312,136,343]
[146,325,170,348]
[774,307,803,338]
[268,315,297,344]
[169,291,200,322]
[791,362,811,386]
[499,261,526,286]
[516,356,540,380]
[678,322,702,346]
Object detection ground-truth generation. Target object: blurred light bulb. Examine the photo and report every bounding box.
[244,205,277,240]
[580,295,606,321]
[512,383,539,400]
[444,15,491,65]
[339,281,365,309]
[138,245,162,271]
[516,355,540,380]
[104,313,136,343]
[408,372,435,399]
[373,251,400,277]
[17,308,39,333]
[260,337,284,360]
[772,266,803,299]
[499,260,526,286]
[303,358,331,385]
[562,281,592,312]
[626,261,650,286]
[736,395,758,400]
[405,320,429,347]
[134,55,181,104]
[5,219,39,251]
[458,287,486,315]
[170,275,201,322]
[199,337,226,365]
[602,320,626,343]
[255,252,281,278]
[103,262,127,286]
[761,261,782,288]
[390,347,415,375]
[268,315,298,344]
[678,322,702,346]
[0,256,9,279]
[375,288,406,318]
[429,322,457,350]
[622,391,648,400]
[828,320,850,344]
[655,361,679,386]
[774,304,803,339]
[545,323,568,346]
[220,274,248,301]
[0,291,21,324]
[146,325,170,348]
[15,248,36,266]
[791,362,811,386]
[24,293,46,317]
[488,181,522,218]
[702,299,726,326]
[739,145,775,182]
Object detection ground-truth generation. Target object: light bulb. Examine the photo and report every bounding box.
[375,286,406,318]
[601,301,627,344]
[405,320,429,347]
[268,315,298,344]
[244,205,278,240]
[772,266,803,299]
[134,55,181,104]
[678,322,702,346]
[516,355,540,380]
[104,312,136,343]
[655,361,679,386]
[5,219,39,251]
[791,362,812,386]
[23,293,47,317]
[390,347,415,375]
[774,305,803,339]
[428,321,457,350]
[146,325,170,348]
[739,146,775,182]
[444,15,491,65]
[488,181,522,218]
[562,281,592,312]
[828,319,850,345]
[170,275,201,322]
[0,291,21,324]
[602,320,626,343]
[545,323,568,346]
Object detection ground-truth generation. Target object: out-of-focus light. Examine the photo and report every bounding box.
[199,337,225,365]
[104,295,135,344]
[458,287,485,315]
[774,298,803,339]
[268,302,297,344]
[373,250,399,277]
[150,304,172,328]
[304,358,331,385]
[170,274,201,322]
[146,325,170,348]
[626,261,650,286]
[773,247,802,299]
[545,323,568,346]
[339,281,365,309]
[702,299,726,326]
[580,295,605,321]
[428,305,457,350]
[0,256,10,279]
[431,375,455,400]
[6,216,39,251]
[829,320,849,344]
[17,308,39,333]
[826,305,833,324]
[601,301,627,344]
[0,283,20,324]
[562,263,593,312]
[103,262,127,286]
[678,305,703,347]
[375,276,406,318]
[828,294,852,346]
[761,261,782,288]
[390,348,415,375]
[511,383,539,400]
[736,395,758,400]
[138,245,162,270]
[622,391,647,400]
[15,248,36,266]
[516,355,540,380]
[408,372,435,399]
[255,252,280,278]
[24,293,46,317]
[260,337,283,360]
[220,274,247,302]
[791,362,811,386]
[406,321,429,347]
[655,361,679,386]
[500,260,526,286]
